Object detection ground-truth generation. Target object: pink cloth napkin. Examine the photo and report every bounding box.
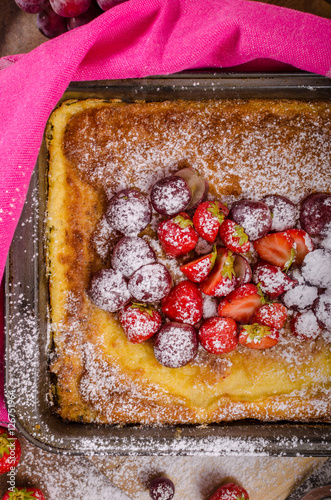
[0,0,330,424]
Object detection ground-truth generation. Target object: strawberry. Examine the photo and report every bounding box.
[193,201,229,243]
[199,317,238,354]
[253,231,296,270]
[239,324,279,349]
[218,284,262,324]
[200,248,237,296]
[2,488,45,500]
[285,228,314,265]
[0,426,21,474]
[208,483,249,500]
[119,302,162,343]
[161,280,203,325]
[253,303,288,329]
[158,212,199,257]
[219,219,250,253]
[180,245,217,282]
[253,261,297,299]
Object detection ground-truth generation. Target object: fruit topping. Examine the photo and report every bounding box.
[151,175,191,216]
[281,284,318,311]
[111,236,156,278]
[301,249,331,288]
[284,228,314,265]
[314,292,331,331]
[262,194,297,232]
[89,269,131,312]
[193,201,229,243]
[119,302,162,343]
[208,482,249,500]
[157,212,199,258]
[300,193,331,238]
[218,283,262,324]
[253,231,295,270]
[162,280,203,325]
[233,254,252,286]
[179,246,217,283]
[50,0,92,18]
[15,0,48,13]
[198,317,238,354]
[106,188,152,236]
[290,310,322,341]
[252,303,287,329]
[175,167,209,210]
[253,262,297,298]
[67,2,102,29]
[219,219,250,253]
[37,5,68,38]
[230,200,272,241]
[199,248,237,297]
[0,426,21,474]
[128,263,172,302]
[202,294,218,319]
[149,476,175,500]
[239,324,279,349]
[153,322,198,368]
[2,487,46,500]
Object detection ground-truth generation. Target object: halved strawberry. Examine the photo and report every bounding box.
[253,261,297,299]
[180,246,217,283]
[198,317,238,354]
[253,231,295,270]
[219,219,250,253]
[239,324,279,349]
[158,212,199,257]
[253,303,288,329]
[119,302,162,343]
[193,201,229,243]
[200,248,237,296]
[161,280,203,325]
[218,284,262,324]
[285,228,314,265]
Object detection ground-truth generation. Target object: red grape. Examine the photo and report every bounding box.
[300,193,331,238]
[111,236,156,278]
[128,263,172,302]
[15,0,49,13]
[96,0,127,11]
[262,194,297,232]
[106,189,152,236]
[154,322,198,368]
[230,200,272,241]
[49,0,92,18]
[149,477,175,500]
[151,176,191,216]
[67,1,102,29]
[37,5,68,38]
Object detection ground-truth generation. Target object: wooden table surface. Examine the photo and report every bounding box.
[1,1,331,499]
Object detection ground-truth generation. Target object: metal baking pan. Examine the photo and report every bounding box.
[5,72,331,456]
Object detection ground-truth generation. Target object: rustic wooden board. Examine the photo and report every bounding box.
[89,455,328,500]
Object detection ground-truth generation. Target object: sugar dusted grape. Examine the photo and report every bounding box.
[301,249,331,289]
[88,269,131,312]
[111,237,156,278]
[154,322,198,368]
[15,0,48,13]
[300,193,331,237]
[175,167,209,210]
[230,200,272,241]
[37,5,68,38]
[128,263,172,302]
[233,254,252,287]
[67,1,102,29]
[149,477,175,500]
[262,194,297,231]
[151,176,191,216]
[281,284,318,311]
[49,0,92,17]
[106,189,152,236]
[96,0,127,10]
[290,310,322,341]
[314,292,331,331]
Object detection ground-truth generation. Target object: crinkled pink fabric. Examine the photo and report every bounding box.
[0,0,330,423]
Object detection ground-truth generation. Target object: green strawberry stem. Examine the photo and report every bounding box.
[243,323,271,343]
[130,302,154,317]
[210,245,218,267]
[256,283,271,305]
[7,489,37,499]
[173,215,193,229]
[0,434,11,457]
[207,202,225,224]
[283,247,296,272]
[233,225,248,246]
[221,251,236,280]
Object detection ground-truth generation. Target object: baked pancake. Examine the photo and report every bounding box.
[46,98,331,424]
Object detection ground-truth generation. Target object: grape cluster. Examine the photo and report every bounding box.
[14,0,128,39]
